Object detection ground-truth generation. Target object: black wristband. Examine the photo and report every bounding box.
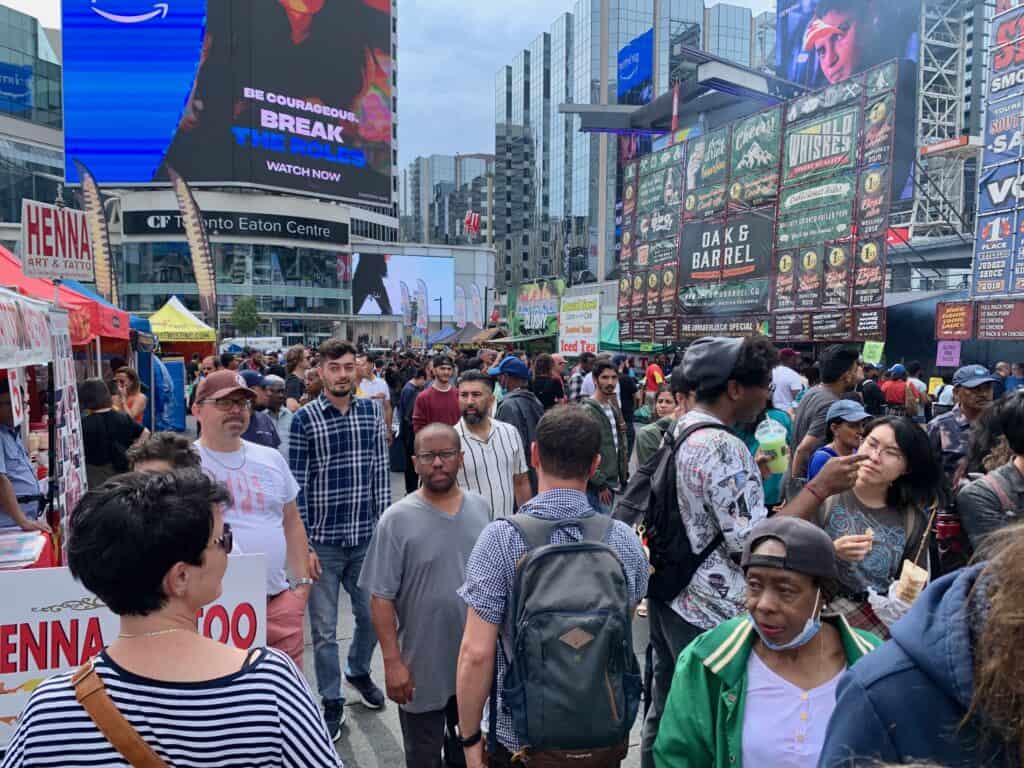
[455,726,482,748]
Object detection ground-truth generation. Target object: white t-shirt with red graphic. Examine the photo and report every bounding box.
[196,439,299,596]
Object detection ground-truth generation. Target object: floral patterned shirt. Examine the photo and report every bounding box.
[671,410,767,630]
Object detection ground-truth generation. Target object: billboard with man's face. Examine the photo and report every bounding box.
[776,0,921,201]
[62,0,392,204]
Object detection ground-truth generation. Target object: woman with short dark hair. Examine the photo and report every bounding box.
[127,431,202,473]
[2,470,341,767]
[78,378,148,488]
[530,352,566,410]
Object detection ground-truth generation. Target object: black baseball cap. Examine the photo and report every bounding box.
[741,517,840,583]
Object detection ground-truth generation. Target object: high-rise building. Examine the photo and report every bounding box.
[496,0,769,291]
[751,10,776,71]
[403,153,494,244]
[705,3,752,67]
[0,4,64,247]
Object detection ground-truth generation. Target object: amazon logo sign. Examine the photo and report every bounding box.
[90,0,169,23]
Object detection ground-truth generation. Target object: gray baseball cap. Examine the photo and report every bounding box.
[741,516,840,582]
[682,337,744,389]
[826,399,871,424]
[952,365,999,389]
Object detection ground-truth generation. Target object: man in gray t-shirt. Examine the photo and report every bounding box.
[359,423,489,768]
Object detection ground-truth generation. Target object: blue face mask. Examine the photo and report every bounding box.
[748,588,822,652]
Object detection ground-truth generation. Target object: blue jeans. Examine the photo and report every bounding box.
[309,539,378,703]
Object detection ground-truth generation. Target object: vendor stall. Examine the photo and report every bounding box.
[148,296,217,359]
[0,246,130,379]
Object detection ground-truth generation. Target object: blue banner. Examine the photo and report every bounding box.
[978,162,1024,213]
[0,62,32,114]
[617,29,653,101]
[983,94,1024,169]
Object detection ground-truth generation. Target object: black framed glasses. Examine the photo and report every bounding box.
[415,449,461,464]
[214,522,233,553]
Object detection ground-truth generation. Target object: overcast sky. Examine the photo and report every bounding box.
[23,0,774,172]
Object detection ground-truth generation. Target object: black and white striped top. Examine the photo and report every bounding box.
[0,647,341,768]
[454,419,528,521]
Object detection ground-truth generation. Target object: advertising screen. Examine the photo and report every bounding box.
[62,0,392,204]
[776,0,920,200]
[617,29,654,104]
[351,254,454,317]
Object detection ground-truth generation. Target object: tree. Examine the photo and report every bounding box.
[230,296,262,336]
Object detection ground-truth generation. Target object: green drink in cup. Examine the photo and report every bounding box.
[755,419,789,475]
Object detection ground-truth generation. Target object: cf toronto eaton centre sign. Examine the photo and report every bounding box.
[123,210,350,247]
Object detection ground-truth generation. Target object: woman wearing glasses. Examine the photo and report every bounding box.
[1,470,340,767]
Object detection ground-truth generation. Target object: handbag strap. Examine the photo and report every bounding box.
[72,659,170,768]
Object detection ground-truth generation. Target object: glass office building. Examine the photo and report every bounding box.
[705,3,752,67]
[0,5,63,235]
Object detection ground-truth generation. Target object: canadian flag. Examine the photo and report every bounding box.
[464,211,482,235]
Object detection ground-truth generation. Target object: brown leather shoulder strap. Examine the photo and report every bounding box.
[73,659,170,768]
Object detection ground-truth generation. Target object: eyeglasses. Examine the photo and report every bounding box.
[202,399,253,412]
[214,522,233,553]
[415,449,461,463]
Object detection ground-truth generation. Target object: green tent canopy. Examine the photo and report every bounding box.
[599,319,674,354]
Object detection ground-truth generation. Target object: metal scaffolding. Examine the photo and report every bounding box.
[901,0,973,239]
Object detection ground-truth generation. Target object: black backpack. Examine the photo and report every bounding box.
[615,421,732,603]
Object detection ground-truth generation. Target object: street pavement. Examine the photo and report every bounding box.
[299,471,650,768]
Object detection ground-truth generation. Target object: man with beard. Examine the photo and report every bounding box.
[491,356,544,495]
[289,339,391,740]
[263,374,293,462]
[193,370,312,673]
[454,371,530,521]
[580,360,628,515]
[359,423,489,768]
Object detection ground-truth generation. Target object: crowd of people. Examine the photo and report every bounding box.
[3,337,1024,768]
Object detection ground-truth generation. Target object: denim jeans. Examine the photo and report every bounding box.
[309,539,378,703]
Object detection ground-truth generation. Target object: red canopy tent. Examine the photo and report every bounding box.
[0,246,129,348]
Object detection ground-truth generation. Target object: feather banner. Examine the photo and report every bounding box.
[167,166,217,331]
[73,159,118,307]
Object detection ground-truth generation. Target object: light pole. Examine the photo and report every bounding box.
[434,297,443,338]
[483,286,495,328]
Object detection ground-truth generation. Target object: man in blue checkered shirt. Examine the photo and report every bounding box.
[455,405,648,767]
[289,339,391,740]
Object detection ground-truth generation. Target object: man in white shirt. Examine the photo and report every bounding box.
[357,352,393,440]
[454,370,531,520]
[192,370,312,669]
[771,348,805,411]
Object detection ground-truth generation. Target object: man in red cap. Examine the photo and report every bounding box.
[192,369,312,671]
[801,1,867,85]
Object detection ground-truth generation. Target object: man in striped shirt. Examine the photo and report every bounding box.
[289,339,391,740]
[454,370,531,520]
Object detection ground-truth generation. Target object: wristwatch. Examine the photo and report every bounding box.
[289,577,314,590]
[454,724,482,748]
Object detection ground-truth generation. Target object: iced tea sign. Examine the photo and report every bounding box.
[20,200,94,282]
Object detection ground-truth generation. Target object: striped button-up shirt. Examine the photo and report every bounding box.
[454,419,528,521]
[289,394,391,547]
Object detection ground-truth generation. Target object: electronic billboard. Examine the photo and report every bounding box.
[62,0,392,204]
[351,254,454,317]
[776,0,921,201]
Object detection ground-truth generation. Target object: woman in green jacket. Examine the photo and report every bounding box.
[635,384,678,466]
[654,516,881,768]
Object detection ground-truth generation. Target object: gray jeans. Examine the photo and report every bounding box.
[640,599,704,768]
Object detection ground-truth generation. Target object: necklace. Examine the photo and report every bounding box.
[201,442,246,471]
[118,628,188,639]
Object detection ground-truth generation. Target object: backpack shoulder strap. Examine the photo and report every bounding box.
[508,512,611,550]
[980,471,1015,512]
[674,420,733,447]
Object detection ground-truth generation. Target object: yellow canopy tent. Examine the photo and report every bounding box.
[149,296,216,357]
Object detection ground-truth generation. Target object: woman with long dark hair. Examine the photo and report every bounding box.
[813,416,944,638]
[79,378,148,488]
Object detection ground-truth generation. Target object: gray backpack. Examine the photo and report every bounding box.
[496,513,642,752]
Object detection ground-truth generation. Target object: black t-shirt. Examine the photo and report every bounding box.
[619,374,639,421]
[859,379,886,417]
[531,377,565,410]
[285,374,305,402]
[82,411,145,471]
